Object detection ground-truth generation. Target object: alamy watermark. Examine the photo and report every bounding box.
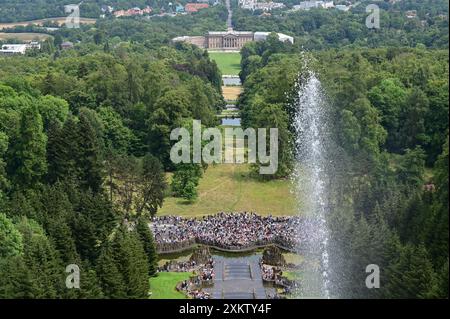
[366,4,380,29]
[65,4,80,29]
[365,264,380,289]
[65,264,80,289]
[170,120,279,174]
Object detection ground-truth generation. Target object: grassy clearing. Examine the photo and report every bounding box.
[283,271,302,281]
[283,253,304,265]
[149,272,191,299]
[0,32,52,41]
[222,86,242,100]
[159,163,296,217]
[209,52,241,75]
[0,17,96,30]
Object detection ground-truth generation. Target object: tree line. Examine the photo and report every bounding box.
[232,0,448,50]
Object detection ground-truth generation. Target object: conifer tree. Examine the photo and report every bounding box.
[112,225,149,298]
[384,244,439,298]
[135,154,167,216]
[0,213,23,258]
[136,217,158,276]
[9,104,47,190]
[96,245,127,299]
[0,255,37,298]
[77,111,104,193]
[16,217,65,298]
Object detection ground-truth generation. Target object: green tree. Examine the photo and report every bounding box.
[77,111,104,193]
[46,117,78,184]
[0,255,37,298]
[135,154,167,216]
[427,136,449,268]
[368,78,407,152]
[16,217,65,298]
[384,244,439,298]
[136,217,158,276]
[171,164,202,201]
[399,89,429,150]
[397,146,426,187]
[0,132,9,194]
[148,89,190,166]
[0,213,23,258]
[97,106,134,154]
[8,104,47,190]
[97,244,127,299]
[112,225,149,298]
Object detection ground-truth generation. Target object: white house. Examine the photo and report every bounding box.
[254,32,294,44]
[293,1,334,11]
[335,4,350,11]
[0,44,28,55]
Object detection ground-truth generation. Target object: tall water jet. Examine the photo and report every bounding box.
[291,64,332,298]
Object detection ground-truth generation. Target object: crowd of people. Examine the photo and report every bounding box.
[151,212,305,252]
[158,260,197,272]
[176,259,214,299]
[198,258,215,282]
[260,262,300,298]
[178,279,212,299]
[160,255,215,299]
[261,264,280,281]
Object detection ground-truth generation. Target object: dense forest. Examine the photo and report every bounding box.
[0,39,223,297]
[237,36,449,298]
[0,0,448,299]
[0,0,201,22]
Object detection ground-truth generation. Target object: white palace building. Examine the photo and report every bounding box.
[173,28,294,51]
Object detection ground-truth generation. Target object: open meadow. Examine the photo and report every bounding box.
[209,51,241,75]
[149,272,191,299]
[0,17,96,30]
[0,32,52,41]
[159,164,297,217]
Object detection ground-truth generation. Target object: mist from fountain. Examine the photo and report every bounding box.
[291,64,333,299]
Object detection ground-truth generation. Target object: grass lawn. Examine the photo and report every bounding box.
[0,17,96,30]
[283,270,302,281]
[209,52,241,75]
[159,164,297,217]
[149,272,191,299]
[283,253,304,265]
[0,32,52,41]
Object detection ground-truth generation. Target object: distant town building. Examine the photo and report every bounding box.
[173,29,293,50]
[292,1,335,11]
[335,4,350,11]
[175,4,185,13]
[61,41,74,50]
[0,41,41,55]
[184,3,209,13]
[113,6,152,17]
[254,31,294,44]
[26,41,41,50]
[405,10,417,19]
[239,0,285,11]
[0,44,27,55]
[101,5,114,13]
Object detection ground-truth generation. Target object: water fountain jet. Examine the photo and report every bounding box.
[290,62,333,299]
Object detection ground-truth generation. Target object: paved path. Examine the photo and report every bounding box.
[205,254,275,299]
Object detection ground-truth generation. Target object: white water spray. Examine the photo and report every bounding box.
[291,66,332,298]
